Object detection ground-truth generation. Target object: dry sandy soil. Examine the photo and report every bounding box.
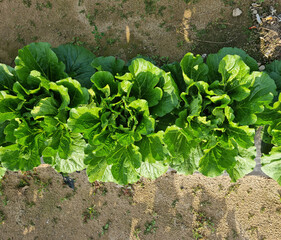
[0,166,281,240]
[0,0,281,239]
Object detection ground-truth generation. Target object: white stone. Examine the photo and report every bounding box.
[259,65,265,71]
[233,8,242,17]
[253,10,257,14]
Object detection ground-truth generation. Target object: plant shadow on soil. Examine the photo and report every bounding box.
[0,166,279,239]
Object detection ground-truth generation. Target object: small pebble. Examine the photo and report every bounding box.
[233,8,242,17]
[253,9,257,14]
[259,65,265,71]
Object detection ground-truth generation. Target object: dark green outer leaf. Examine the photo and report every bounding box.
[207,47,258,81]
[15,42,67,82]
[92,56,125,76]
[53,44,96,88]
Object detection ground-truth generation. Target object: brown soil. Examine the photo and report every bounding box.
[1,0,281,239]
[0,0,280,66]
[0,166,281,240]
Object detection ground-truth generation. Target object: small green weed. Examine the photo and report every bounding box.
[106,38,117,46]
[144,219,157,234]
[60,192,73,202]
[92,181,108,195]
[221,0,236,6]
[200,200,211,207]
[16,33,25,45]
[158,6,166,16]
[134,227,141,239]
[2,197,8,206]
[0,182,4,196]
[82,205,100,223]
[99,220,111,236]
[70,36,85,46]
[190,207,215,239]
[17,178,29,188]
[23,0,32,7]
[0,210,5,224]
[91,25,104,47]
[34,177,52,193]
[36,1,52,10]
[26,201,36,208]
[144,0,157,15]
[86,9,99,26]
[192,185,203,195]
[171,199,179,208]
[225,184,240,197]
[177,40,184,48]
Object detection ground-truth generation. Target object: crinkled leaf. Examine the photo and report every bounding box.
[234,72,276,125]
[227,146,256,182]
[180,53,208,84]
[49,82,70,110]
[42,133,86,173]
[3,120,19,143]
[199,144,237,177]
[68,106,101,136]
[162,62,186,93]
[129,58,179,117]
[137,131,168,162]
[31,97,59,119]
[56,78,89,107]
[91,71,118,98]
[218,55,251,90]
[0,135,43,171]
[108,144,142,185]
[226,123,255,148]
[0,64,16,91]
[137,161,168,179]
[130,72,163,107]
[0,92,22,123]
[84,145,116,183]
[164,125,201,174]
